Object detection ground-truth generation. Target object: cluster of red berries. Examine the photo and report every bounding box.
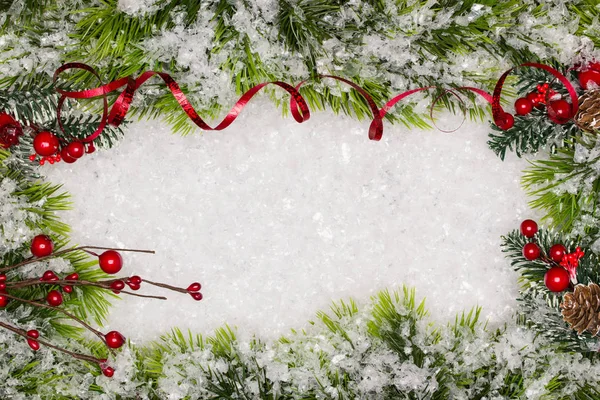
[519,219,583,293]
[30,131,95,165]
[513,83,572,124]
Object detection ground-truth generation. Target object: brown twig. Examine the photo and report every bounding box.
[0,320,102,364]
[0,246,155,273]
[142,279,188,294]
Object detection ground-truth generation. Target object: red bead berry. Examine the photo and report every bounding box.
[127,282,140,291]
[0,274,6,282]
[187,282,201,292]
[190,292,203,301]
[27,338,40,351]
[31,235,54,257]
[526,92,542,108]
[86,143,96,154]
[105,331,125,349]
[98,250,123,274]
[63,285,73,294]
[65,273,79,281]
[41,270,58,281]
[544,266,570,292]
[547,99,573,123]
[578,69,600,90]
[496,112,514,130]
[0,283,6,292]
[46,290,63,307]
[33,131,59,157]
[27,329,39,339]
[60,147,77,164]
[523,243,541,261]
[28,154,36,162]
[549,244,567,263]
[110,280,125,293]
[66,141,85,159]
[0,294,9,308]
[519,219,538,238]
[128,275,142,285]
[102,366,115,377]
[514,97,533,116]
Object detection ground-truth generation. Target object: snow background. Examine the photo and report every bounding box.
[44,102,536,343]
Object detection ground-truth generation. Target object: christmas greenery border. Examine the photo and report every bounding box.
[4,1,600,399]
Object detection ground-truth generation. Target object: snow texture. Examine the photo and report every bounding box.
[44,103,535,342]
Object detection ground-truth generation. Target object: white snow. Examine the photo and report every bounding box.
[44,102,536,343]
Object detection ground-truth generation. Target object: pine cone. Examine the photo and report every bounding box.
[575,89,600,132]
[561,283,600,335]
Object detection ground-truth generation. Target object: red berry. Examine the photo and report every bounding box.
[514,97,533,115]
[66,141,85,159]
[86,143,96,154]
[31,235,54,257]
[105,331,125,349]
[190,292,203,301]
[578,69,600,90]
[41,270,58,281]
[102,366,115,377]
[187,282,201,292]
[46,290,63,307]
[65,273,79,281]
[547,99,573,124]
[27,338,40,351]
[110,280,125,293]
[128,275,142,285]
[27,329,39,339]
[63,285,73,293]
[523,243,541,261]
[60,147,77,164]
[0,294,9,307]
[544,266,570,292]
[0,274,6,282]
[496,112,514,130]
[519,220,538,238]
[526,92,543,108]
[98,251,123,274]
[0,283,6,291]
[549,244,567,263]
[33,131,59,157]
[127,282,140,291]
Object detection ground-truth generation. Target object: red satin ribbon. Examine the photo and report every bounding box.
[491,63,578,128]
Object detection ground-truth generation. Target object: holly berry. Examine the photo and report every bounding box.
[0,274,6,282]
[41,270,58,281]
[520,219,538,238]
[33,131,59,157]
[86,143,96,154]
[65,273,79,281]
[514,97,533,116]
[187,282,201,292]
[190,292,203,301]
[31,235,54,257]
[105,331,125,349]
[98,250,123,274]
[578,69,600,90]
[66,141,85,159]
[549,244,567,263]
[128,275,142,285]
[496,112,514,130]
[547,99,572,123]
[102,366,115,377]
[63,285,73,294]
[27,329,39,339]
[126,282,140,291]
[46,290,63,307]
[0,294,9,308]
[523,243,540,261]
[544,266,570,292]
[526,92,543,108]
[60,147,77,164]
[0,283,6,292]
[110,280,125,293]
[27,338,40,351]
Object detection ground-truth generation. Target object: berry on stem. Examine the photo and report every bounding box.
[27,338,40,351]
[99,251,123,274]
[190,292,203,301]
[520,219,538,238]
[65,273,79,281]
[33,131,59,157]
[549,244,567,263]
[128,275,142,285]
[65,141,85,159]
[102,366,115,377]
[27,329,39,339]
[46,290,63,307]
[496,112,514,130]
[0,294,9,308]
[526,92,543,108]
[547,99,572,123]
[41,270,58,281]
[187,282,201,292]
[31,235,54,257]
[60,147,77,164]
[105,331,125,349]
[110,280,125,293]
[523,243,540,261]
[544,266,570,292]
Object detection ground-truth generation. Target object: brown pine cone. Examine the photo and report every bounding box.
[575,89,600,132]
[561,283,600,335]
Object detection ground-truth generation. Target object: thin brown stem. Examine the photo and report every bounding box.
[0,246,155,273]
[0,320,102,364]
[143,279,187,294]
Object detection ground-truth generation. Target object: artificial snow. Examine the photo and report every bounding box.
[44,102,536,342]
